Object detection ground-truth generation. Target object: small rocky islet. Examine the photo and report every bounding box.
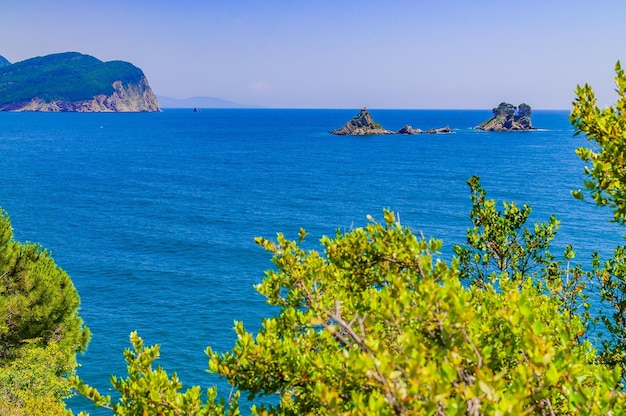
[330,103,536,136]
[330,108,451,136]
[475,102,535,131]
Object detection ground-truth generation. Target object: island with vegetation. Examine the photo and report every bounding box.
[0,52,160,112]
[475,102,535,131]
[330,108,451,135]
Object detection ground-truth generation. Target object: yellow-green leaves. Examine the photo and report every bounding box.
[73,330,240,415]
[205,211,624,414]
[571,61,626,224]
[74,200,626,414]
[570,63,626,386]
[454,176,559,288]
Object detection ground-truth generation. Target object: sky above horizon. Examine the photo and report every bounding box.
[1,0,624,109]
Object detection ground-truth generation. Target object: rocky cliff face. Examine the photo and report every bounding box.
[12,78,160,112]
[475,102,535,131]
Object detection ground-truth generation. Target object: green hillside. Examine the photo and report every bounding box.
[0,55,9,67]
[0,52,145,105]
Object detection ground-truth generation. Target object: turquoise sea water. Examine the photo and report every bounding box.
[0,109,622,413]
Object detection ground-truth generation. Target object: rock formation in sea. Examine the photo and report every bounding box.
[330,108,395,135]
[426,126,451,134]
[475,102,535,131]
[397,125,423,134]
[0,52,160,112]
[331,108,452,136]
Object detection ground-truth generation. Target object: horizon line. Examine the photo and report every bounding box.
[159,106,572,111]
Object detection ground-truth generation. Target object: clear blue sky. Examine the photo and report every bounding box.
[1,0,624,109]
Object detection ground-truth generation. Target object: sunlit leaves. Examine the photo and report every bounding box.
[570,62,626,383]
[204,210,624,414]
[73,330,240,416]
[571,61,626,224]
[453,175,559,288]
[74,206,626,414]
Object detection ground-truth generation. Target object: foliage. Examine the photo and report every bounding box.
[590,245,626,376]
[0,52,144,105]
[0,342,74,415]
[518,103,532,117]
[0,394,72,416]
[572,62,626,381]
[1,341,76,399]
[0,208,90,414]
[453,176,590,321]
[0,209,90,360]
[208,212,621,415]
[492,102,517,117]
[453,176,559,287]
[72,331,240,416]
[75,209,624,415]
[570,61,626,224]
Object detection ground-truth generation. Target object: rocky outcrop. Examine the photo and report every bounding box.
[330,109,395,135]
[396,125,451,134]
[10,78,160,112]
[475,102,535,131]
[397,125,421,134]
[331,109,452,136]
[426,126,451,134]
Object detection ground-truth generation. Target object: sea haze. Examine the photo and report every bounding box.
[156,95,248,108]
[0,109,620,414]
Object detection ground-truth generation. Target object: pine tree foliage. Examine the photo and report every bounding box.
[0,209,90,414]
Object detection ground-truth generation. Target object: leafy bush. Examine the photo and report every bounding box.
[74,209,625,415]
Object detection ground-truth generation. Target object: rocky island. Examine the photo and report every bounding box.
[0,52,160,112]
[475,102,535,131]
[330,108,395,135]
[330,108,451,136]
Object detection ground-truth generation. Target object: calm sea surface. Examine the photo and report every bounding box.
[0,109,622,413]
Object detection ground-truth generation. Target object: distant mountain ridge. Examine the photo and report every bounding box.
[157,95,247,109]
[0,55,10,67]
[0,52,160,112]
